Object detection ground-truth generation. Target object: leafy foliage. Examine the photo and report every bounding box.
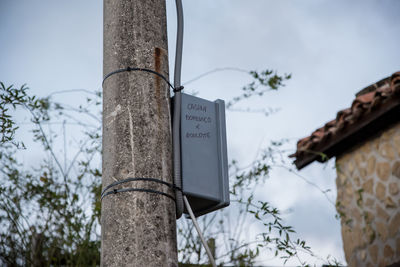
[178,141,319,266]
[0,75,340,266]
[227,70,291,108]
[1,83,38,148]
[0,84,101,266]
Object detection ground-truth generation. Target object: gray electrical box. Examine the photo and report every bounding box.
[179,93,229,216]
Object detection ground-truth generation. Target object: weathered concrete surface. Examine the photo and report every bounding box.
[102,0,177,266]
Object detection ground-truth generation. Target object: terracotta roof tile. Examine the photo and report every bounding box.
[291,71,400,169]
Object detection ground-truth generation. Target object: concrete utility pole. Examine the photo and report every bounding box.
[102,0,178,266]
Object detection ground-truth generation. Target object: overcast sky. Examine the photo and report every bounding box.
[1,0,400,266]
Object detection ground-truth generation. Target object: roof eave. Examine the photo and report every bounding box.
[294,96,400,170]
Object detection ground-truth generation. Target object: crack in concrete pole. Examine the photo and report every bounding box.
[102,0,178,266]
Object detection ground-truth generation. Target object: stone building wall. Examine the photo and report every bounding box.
[335,121,400,267]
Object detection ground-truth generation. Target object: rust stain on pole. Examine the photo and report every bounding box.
[102,0,177,266]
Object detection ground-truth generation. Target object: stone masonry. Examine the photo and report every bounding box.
[336,121,400,267]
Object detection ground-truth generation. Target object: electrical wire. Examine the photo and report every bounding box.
[101,187,175,201]
[173,0,184,219]
[100,177,181,201]
[102,67,176,90]
[101,177,181,196]
[184,196,217,267]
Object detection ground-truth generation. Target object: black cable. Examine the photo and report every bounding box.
[101,177,182,201]
[101,188,175,202]
[101,177,181,196]
[102,67,183,92]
